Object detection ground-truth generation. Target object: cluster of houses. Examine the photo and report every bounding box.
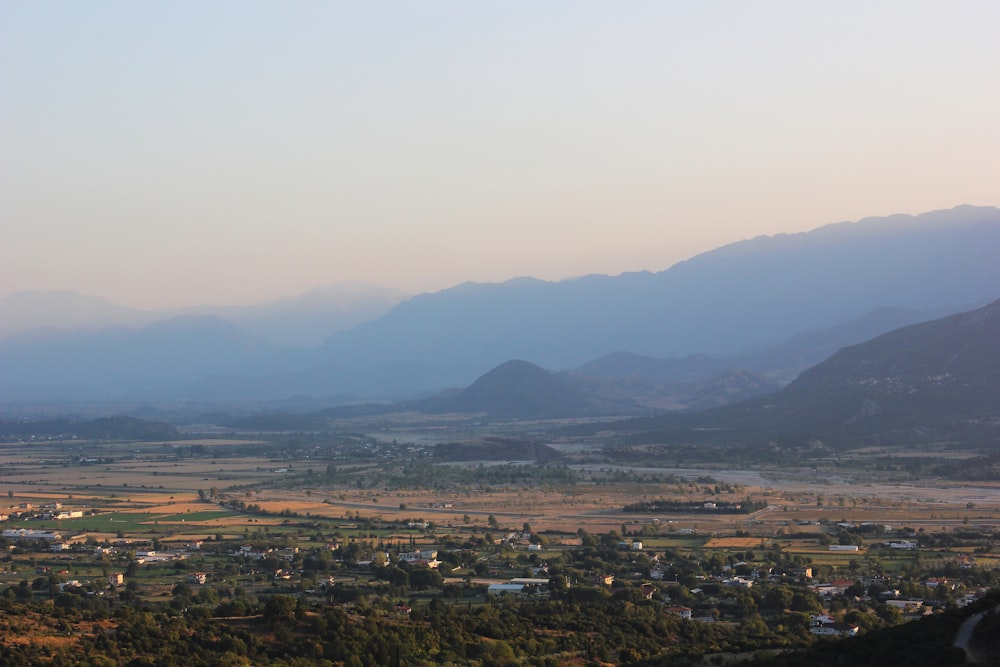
[399,549,441,568]
[238,544,301,561]
[1,502,87,522]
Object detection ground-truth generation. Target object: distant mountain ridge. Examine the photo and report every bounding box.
[318,206,1000,384]
[775,296,1000,430]
[1,205,998,406]
[586,297,1000,447]
[0,282,407,346]
[0,290,149,338]
[176,283,408,347]
[577,304,973,387]
[0,315,285,397]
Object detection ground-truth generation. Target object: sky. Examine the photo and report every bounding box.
[2,1,999,310]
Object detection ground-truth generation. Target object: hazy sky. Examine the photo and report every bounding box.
[3,2,998,309]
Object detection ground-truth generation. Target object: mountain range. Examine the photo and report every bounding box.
[217,296,1000,457]
[1,205,998,408]
[0,282,407,348]
[574,296,1000,448]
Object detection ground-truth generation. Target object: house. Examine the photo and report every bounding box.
[887,541,917,550]
[885,599,924,613]
[187,572,208,585]
[723,577,754,588]
[810,622,859,637]
[954,554,976,568]
[957,593,985,608]
[399,549,441,568]
[510,578,551,587]
[108,572,125,586]
[665,606,693,619]
[640,584,656,600]
[239,546,273,560]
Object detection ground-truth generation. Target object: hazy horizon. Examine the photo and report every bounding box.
[4,2,999,310]
[2,204,997,313]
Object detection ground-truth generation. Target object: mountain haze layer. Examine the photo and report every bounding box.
[1,205,997,405]
[588,297,1000,448]
[0,282,406,346]
[318,205,1000,384]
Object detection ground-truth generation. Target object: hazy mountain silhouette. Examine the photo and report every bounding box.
[771,296,1000,432]
[0,315,284,397]
[731,304,971,383]
[584,297,1000,447]
[0,290,148,339]
[415,360,613,418]
[1,205,997,405]
[176,282,408,347]
[318,206,1000,389]
[0,282,406,346]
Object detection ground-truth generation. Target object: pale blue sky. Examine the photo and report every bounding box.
[3,1,998,309]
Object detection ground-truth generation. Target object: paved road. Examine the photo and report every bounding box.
[954,604,1000,664]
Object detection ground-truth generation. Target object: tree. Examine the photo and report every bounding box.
[99,553,112,577]
[172,582,193,599]
[410,568,443,590]
[790,591,823,613]
[763,586,794,610]
[263,595,297,628]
